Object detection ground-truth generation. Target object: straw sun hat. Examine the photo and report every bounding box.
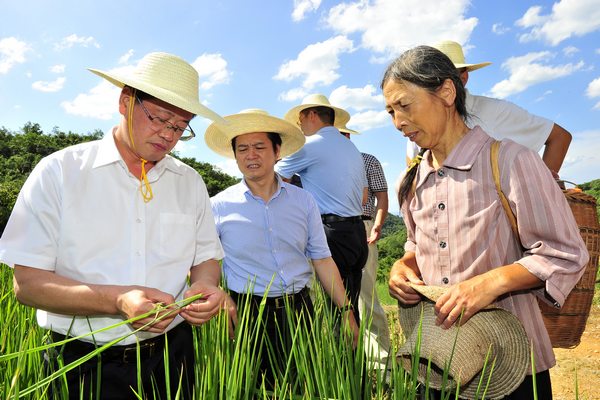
[204,109,305,159]
[284,94,351,128]
[433,40,492,72]
[336,122,360,135]
[89,52,226,124]
[398,284,529,399]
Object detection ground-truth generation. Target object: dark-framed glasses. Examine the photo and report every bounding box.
[136,96,196,141]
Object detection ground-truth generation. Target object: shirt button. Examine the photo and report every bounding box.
[442,277,449,284]
[439,241,447,248]
[438,203,445,210]
[136,218,142,223]
[437,169,445,177]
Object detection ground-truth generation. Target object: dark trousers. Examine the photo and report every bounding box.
[46,323,195,400]
[423,370,552,400]
[230,288,314,390]
[322,217,369,324]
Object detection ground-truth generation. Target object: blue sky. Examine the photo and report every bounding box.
[1,0,599,214]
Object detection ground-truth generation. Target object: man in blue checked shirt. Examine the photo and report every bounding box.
[204,109,358,388]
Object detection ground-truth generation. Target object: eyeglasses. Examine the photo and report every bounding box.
[136,96,196,141]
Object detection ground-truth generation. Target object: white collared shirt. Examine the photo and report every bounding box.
[0,131,223,344]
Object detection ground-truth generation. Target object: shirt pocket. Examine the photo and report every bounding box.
[159,213,195,260]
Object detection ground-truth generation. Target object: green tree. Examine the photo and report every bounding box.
[580,179,600,221]
[377,213,407,282]
[176,156,239,197]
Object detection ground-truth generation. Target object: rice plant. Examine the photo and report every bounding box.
[0,264,552,399]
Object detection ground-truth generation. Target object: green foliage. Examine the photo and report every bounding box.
[579,179,600,221]
[380,212,404,239]
[0,266,408,399]
[175,156,239,197]
[377,214,407,283]
[0,123,239,234]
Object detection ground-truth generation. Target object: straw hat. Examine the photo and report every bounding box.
[284,94,350,127]
[433,40,492,72]
[89,52,226,124]
[204,109,305,159]
[336,122,360,135]
[397,284,529,399]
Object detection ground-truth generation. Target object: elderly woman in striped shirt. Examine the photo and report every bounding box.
[384,45,588,399]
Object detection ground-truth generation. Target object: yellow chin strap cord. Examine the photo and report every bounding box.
[127,91,154,203]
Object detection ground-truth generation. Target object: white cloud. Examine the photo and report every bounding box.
[560,129,600,183]
[274,35,354,90]
[344,109,390,132]
[50,64,65,73]
[325,0,477,57]
[54,34,100,50]
[278,87,309,102]
[489,51,584,98]
[516,0,600,46]
[0,37,30,74]
[535,90,553,102]
[192,53,231,91]
[292,0,321,22]
[492,23,510,35]
[119,49,134,65]
[32,77,66,92]
[586,77,600,98]
[329,84,383,112]
[562,46,579,57]
[215,159,242,179]
[587,77,600,109]
[61,80,120,120]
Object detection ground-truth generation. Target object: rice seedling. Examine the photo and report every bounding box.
[0,264,555,399]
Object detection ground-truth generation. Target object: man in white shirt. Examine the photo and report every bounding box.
[0,52,232,399]
[406,40,572,180]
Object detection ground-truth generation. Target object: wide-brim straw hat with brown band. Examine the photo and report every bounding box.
[88,52,226,124]
[433,40,492,72]
[284,94,351,128]
[336,122,360,135]
[204,109,305,159]
[398,284,530,399]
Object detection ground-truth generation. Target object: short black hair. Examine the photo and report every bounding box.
[231,132,282,155]
[302,106,335,125]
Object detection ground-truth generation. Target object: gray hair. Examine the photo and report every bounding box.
[381,46,469,207]
[380,45,468,120]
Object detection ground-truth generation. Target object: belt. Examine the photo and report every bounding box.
[321,214,362,224]
[231,287,310,309]
[361,216,372,221]
[50,323,188,364]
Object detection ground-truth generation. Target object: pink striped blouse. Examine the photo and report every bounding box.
[402,126,589,372]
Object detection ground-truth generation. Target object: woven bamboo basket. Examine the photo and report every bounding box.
[537,189,600,348]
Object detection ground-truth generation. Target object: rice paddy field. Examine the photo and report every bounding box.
[0,266,413,400]
[2,265,597,399]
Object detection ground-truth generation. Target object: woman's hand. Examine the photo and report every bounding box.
[433,274,498,329]
[388,254,423,305]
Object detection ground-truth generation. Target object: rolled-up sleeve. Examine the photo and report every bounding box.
[506,148,589,306]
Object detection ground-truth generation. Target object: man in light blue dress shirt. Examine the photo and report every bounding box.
[205,109,358,388]
[275,94,369,325]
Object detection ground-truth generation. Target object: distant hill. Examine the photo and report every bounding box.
[381,212,403,239]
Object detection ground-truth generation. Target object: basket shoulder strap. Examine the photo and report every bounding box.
[490,140,520,241]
